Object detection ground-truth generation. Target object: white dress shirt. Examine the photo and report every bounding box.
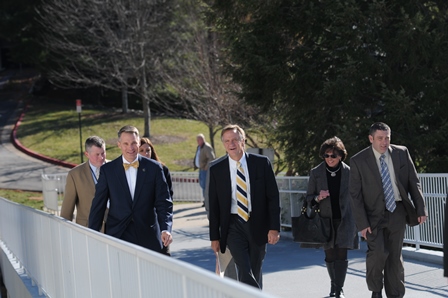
[122,156,138,200]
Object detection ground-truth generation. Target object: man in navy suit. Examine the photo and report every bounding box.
[89,125,173,253]
[208,124,281,288]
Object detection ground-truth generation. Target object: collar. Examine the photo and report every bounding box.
[122,156,139,164]
[228,152,247,167]
[89,161,98,172]
[372,146,391,160]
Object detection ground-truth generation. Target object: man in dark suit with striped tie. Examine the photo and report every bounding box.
[349,122,427,298]
[208,124,281,288]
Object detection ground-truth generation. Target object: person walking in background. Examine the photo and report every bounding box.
[305,137,358,298]
[61,136,106,228]
[194,133,215,207]
[139,137,173,256]
[349,122,427,298]
[208,124,280,288]
[89,125,173,253]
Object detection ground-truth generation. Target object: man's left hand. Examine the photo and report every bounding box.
[268,230,280,245]
[418,216,427,224]
[161,231,173,246]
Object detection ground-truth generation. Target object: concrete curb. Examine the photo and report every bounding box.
[10,100,77,169]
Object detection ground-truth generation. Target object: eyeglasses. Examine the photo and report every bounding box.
[323,154,338,159]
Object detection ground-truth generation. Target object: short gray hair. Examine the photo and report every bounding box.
[85,136,105,152]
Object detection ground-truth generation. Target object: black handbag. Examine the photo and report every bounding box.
[292,198,332,244]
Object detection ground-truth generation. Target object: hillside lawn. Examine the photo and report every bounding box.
[17,100,228,172]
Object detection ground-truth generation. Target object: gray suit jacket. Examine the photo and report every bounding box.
[349,144,427,231]
[306,161,358,249]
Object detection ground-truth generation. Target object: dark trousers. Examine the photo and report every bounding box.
[226,215,266,288]
[365,202,407,298]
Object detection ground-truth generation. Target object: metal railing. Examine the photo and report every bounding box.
[0,198,274,298]
[41,172,201,214]
[42,173,67,215]
[171,172,202,202]
[42,172,447,249]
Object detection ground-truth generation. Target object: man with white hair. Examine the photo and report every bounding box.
[193,133,215,206]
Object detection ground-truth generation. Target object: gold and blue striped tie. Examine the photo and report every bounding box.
[236,161,249,221]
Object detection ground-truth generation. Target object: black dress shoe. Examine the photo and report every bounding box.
[371,292,382,298]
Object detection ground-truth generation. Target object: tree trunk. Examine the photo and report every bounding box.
[208,125,215,150]
[121,87,128,113]
[141,69,151,138]
[142,95,151,138]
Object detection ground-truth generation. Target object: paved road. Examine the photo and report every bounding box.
[0,81,69,192]
[171,203,448,298]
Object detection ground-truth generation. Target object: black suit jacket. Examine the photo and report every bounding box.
[88,155,173,252]
[350,144,426,231]
[208,152,280,253]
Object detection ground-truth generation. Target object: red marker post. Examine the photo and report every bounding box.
[76,99,83,163]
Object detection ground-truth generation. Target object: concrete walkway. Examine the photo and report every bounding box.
[171,203,448,298]
[0,73,69,192]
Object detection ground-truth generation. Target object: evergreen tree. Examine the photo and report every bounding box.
[211,0,448,173]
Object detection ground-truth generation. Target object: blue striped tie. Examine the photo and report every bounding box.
[236,162,249,221]
[380,154,396,212]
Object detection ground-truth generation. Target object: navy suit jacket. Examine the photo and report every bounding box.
[208,152,281,253]
[88,155,173,252]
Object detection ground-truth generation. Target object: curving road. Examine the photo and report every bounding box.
[0,80,69,192]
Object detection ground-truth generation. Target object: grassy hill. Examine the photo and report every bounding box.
[17,99,228,172]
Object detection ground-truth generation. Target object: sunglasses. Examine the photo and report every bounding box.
[323,154,338,159]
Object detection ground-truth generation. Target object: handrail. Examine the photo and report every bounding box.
[41,172,447,249]
[0,198,274,298]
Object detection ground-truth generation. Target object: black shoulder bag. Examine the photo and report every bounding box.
[292,198,332,244]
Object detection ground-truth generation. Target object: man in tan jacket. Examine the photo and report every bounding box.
[61,136,107,227]
[194,133,215,206]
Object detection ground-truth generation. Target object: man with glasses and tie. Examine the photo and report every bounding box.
[61,136,107,228]
[349,122,427,298]
[208,124,280,288]
[89,125,173,253]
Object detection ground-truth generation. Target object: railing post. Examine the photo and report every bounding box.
[414,225,421,250]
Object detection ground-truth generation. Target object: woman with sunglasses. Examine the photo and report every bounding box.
[304,136,358,298]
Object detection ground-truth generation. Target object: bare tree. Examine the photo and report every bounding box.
[160,1,251,148]
[38,0,181,137]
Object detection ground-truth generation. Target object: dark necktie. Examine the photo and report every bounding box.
[380,154,396,212]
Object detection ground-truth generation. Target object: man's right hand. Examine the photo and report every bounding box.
[361,227,372,239]
[211,240,220,252]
